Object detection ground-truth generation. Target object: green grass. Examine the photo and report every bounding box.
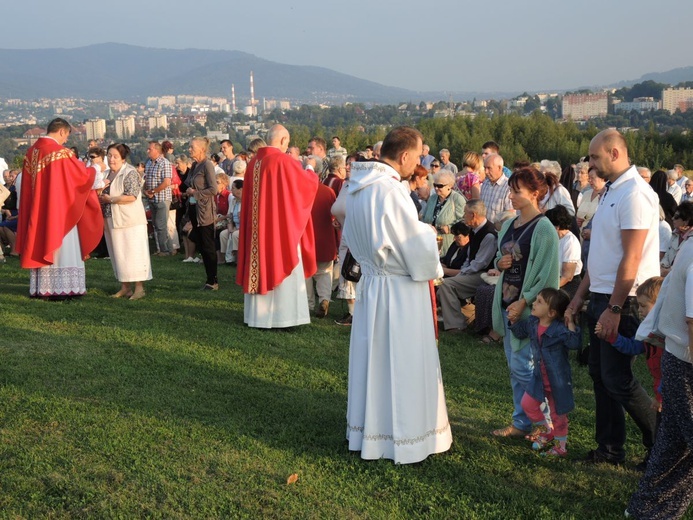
[0,255,688,519]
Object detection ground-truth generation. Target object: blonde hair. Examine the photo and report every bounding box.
[191,136,210,154]
[462,151,482,172]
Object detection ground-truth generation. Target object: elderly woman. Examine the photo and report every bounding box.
[440,221,471,277]
[539,160,575,216]
[576,167,606,233]
[98,144,152,300]
[186,137,219,290]
[545,204,582,298]
[455,151,483,200]
[324,156,346,196]
[422,170,466,255]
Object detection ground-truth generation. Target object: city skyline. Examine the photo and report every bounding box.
[1,0,691,94]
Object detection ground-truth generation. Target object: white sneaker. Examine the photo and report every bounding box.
[182,257,194,263]
[193,257,202,263]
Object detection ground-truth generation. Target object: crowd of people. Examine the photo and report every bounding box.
[3,118,693,519]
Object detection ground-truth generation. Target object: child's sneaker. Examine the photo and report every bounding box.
[540,443,567,458]
[531,426,554,451]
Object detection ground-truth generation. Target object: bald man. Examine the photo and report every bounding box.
[236,124,319,328]
[566,129,659,466]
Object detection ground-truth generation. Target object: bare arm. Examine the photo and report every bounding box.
[597,228,649,340]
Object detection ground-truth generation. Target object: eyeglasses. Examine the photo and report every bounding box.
[431,164,440,168]
[433,183,449,189]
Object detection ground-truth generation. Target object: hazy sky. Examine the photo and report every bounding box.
[2,0,691,94]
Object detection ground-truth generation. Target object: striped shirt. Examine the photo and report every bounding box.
[144,156,172,203]
[480,175,514,225]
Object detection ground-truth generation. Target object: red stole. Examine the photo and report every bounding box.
[236,146,319,294]
[16,137,104,268]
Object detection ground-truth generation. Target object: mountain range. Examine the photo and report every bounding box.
[0,43,691,104]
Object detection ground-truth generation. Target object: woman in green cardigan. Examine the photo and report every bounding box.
[491,166,560,438]
[422,170,466,256]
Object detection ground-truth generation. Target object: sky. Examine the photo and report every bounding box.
[2,0,692,94]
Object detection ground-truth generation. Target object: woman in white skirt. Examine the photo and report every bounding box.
[98,144,152,300]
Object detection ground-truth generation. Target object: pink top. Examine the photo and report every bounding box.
[456,172,480,200]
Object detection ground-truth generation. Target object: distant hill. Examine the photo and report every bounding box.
[0,43,420,104]
[609,66,693,89]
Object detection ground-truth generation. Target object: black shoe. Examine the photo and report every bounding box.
[335,313,353,326]
[581,449,624,466]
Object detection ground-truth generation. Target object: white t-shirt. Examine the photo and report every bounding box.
[559,232,583,276]
[588,165,660,295]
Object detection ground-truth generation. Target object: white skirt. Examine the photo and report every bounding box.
[104,218,152,283]
[244,247,310,328]
[29,226,86,297]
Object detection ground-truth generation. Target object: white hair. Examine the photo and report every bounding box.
[433,170,455,186]
[540,159,561,177]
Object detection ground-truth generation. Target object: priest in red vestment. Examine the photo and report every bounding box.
[236,124,319,328]
[16,118,104,298]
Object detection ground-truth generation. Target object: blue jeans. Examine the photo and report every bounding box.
[502,309,534,431]
[149,199,172,253]
[587,292,657,461]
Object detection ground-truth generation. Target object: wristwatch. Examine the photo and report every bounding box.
[608,304,622,314]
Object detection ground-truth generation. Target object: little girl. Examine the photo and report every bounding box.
[510,288,581,457]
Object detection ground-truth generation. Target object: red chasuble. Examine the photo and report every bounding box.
[236,147,319,295]
[16,137,104,268]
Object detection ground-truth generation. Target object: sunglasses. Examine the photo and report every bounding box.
[433,183,449,189]
[431,164,440,168]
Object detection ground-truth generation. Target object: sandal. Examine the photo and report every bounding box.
[481,334,501,345]
[541,444,567,458]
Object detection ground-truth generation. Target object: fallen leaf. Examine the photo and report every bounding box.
[286,473,299,485]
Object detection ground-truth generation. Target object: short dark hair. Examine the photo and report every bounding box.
[675,201,693,226]
[309,136,327,151]
[380,126,423,162]
[220,139,233,147]
[47,117,71,134]
[106,143,131,160]
[232,179,243,190]
[331,136,340,142]
[211,153,221,163]
[482,141,500,153]
[538,288,570,320]
[451,221,471,236]
[545,204,573,230]
[87,146,105,159]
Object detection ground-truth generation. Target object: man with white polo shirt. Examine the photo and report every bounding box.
[566,129,659,467]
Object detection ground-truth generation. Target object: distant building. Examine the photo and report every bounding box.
[662,87,693,114]
[562,93,608,120]
[614,97,661,114]
[115,116,136,139]
[148,115,168,131]
[23,127,45,146]
[85,119,106,141]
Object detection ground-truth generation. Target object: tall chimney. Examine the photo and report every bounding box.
[250,71,256,115]
[231,84,236,113]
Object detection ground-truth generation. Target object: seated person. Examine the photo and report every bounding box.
[661,201,693,276]
[545,205,582,298]
[440,221,471,277]
[438,199,498,332]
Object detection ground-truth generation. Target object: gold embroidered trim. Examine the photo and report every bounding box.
[347,421,450,446]
[247,159,262,294]
[25,147,75,188]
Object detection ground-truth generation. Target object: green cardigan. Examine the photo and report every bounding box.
[421,190,466,256]
[492,216,560,351]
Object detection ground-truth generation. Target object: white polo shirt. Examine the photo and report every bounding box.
[588,165,660,296]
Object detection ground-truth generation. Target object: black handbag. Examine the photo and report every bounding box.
[341,249,362,282]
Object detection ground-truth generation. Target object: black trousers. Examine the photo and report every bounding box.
[195,224,217,286]
[587,292,657,461]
